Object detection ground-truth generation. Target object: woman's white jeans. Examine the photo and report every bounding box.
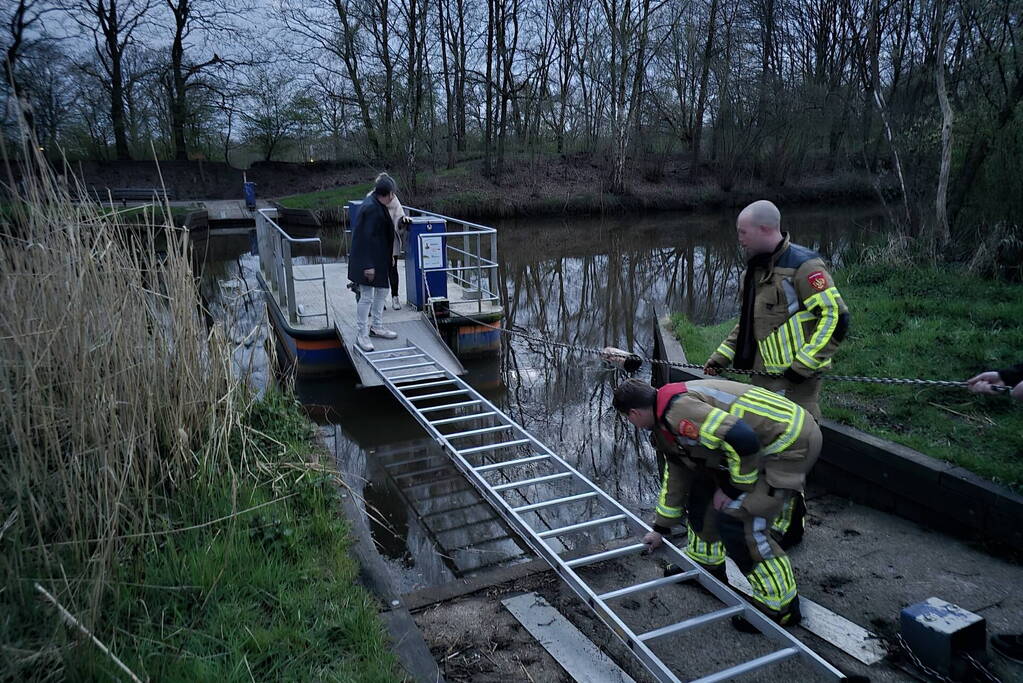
[357,285,388,336]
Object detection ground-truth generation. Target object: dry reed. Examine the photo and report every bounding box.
[0,139,250,663]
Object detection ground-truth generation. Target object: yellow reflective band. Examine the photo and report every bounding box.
[686,523,725,565]
[748,558,797,611]
[736,398,791,423]
[777,323,793,365]
[656,466,683,519]
[764,406,805,455]
[698,407,730,449]
[745,387,796,412]
[772,497,795,534]
[797,287,840,368]
[716,342,735,361]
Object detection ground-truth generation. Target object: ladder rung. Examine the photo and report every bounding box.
[491,471,573,491]
[445,425,513,439]
[421,500,489,519]
[409,389,469,401]
[392,464,452,480]
[443,534,514,554]
[474,454,550,472]
[457,439,532,455]
[420,400,482,413]
[513,491,598,513]
[598,570,701,601]
[637,604,745,643]
[396,379,456,391]
[537,514,628,539]
[565,543,647,568]
[394,372,446,384]
[384,453,443,469]
[364,346,415,356]
[388,371,445,382]
[431,516,502,535]
[376,353,426,364]
[691,648,799,683]
[402,476,468,492]
[382,361,436,372]
[430,412,496,425]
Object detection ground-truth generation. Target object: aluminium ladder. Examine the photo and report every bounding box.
[357,341,846,683]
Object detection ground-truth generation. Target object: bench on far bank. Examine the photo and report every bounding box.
[86,187,177,206]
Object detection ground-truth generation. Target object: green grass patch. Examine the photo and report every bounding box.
[278,183,374,210]
[10,390,399,681]
[672,263,1023,490]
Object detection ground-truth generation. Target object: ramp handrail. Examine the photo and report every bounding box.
[405,205,499,315]
[255,208,329,325]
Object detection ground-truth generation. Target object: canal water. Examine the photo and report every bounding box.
[195,204,885,595]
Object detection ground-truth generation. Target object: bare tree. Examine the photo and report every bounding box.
[63,0,152,160]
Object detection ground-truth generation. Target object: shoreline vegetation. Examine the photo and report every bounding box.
[672,263,1023,491]
[274,159,889,220]
[0,155,398,681]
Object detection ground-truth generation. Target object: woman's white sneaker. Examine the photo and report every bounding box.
[369,326,398,339]
[391,296,401,310]
[356,335,374,351]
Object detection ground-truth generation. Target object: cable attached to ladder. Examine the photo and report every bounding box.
[451,310,1011,393]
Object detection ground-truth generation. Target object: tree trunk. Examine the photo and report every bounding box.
[438,0,456,169]
[483,0,495,177]
[933,4,952,255]
[692,0,718,170]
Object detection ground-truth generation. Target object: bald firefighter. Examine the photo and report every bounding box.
[704,200,849,549]
[613,377,821,628]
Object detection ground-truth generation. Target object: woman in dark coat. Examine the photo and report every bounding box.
[348,176,399,350]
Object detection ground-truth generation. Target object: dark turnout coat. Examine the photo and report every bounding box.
[347,194,394,288]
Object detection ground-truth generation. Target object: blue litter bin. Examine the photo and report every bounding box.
[243,181,256,211]
[346,199,363,229]
[405,217,447,309]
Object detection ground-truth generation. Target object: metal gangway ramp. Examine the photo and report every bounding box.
[358,341,846,682]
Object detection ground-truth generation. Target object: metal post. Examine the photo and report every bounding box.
[275,236,287,302]
[476,231,483,313]
[283,240,297,324]
[257,212,269,281]
[489,231,498,303]
[266,229,278,293]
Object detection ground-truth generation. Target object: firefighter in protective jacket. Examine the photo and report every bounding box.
[613,377,822,627]
[704,200,849,419]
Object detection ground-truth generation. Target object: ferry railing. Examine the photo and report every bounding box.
[405,206,499,315]
[255,208,329,325]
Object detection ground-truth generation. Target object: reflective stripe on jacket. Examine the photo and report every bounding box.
[710,235,849,377]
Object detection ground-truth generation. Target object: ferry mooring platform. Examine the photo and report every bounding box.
[254,206,504,383]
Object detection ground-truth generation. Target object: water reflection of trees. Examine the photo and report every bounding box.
[494,208,879,531]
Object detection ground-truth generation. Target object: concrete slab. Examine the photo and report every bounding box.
[502,592,636,683]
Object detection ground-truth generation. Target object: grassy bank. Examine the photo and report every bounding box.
[274,156,886,220]
[1,151,398,680]
[62,390,397,681]
[672,263,1023,490]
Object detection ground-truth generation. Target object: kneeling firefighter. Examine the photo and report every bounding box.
[612,377,822,627]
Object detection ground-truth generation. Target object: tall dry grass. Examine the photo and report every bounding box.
[0,143,250,664]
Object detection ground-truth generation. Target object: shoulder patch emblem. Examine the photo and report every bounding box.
[678,420,699,440]
[807,270,827,291]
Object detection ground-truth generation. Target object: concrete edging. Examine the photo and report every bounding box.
[328,462,446,683]
[653,314,1023,555]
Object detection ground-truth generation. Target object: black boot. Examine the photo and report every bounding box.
[732,596,802,633]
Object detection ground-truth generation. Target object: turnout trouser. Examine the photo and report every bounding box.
[682,469,799,618]
[749,374,819,544]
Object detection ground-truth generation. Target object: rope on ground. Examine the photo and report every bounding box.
[452,310,1010,392]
